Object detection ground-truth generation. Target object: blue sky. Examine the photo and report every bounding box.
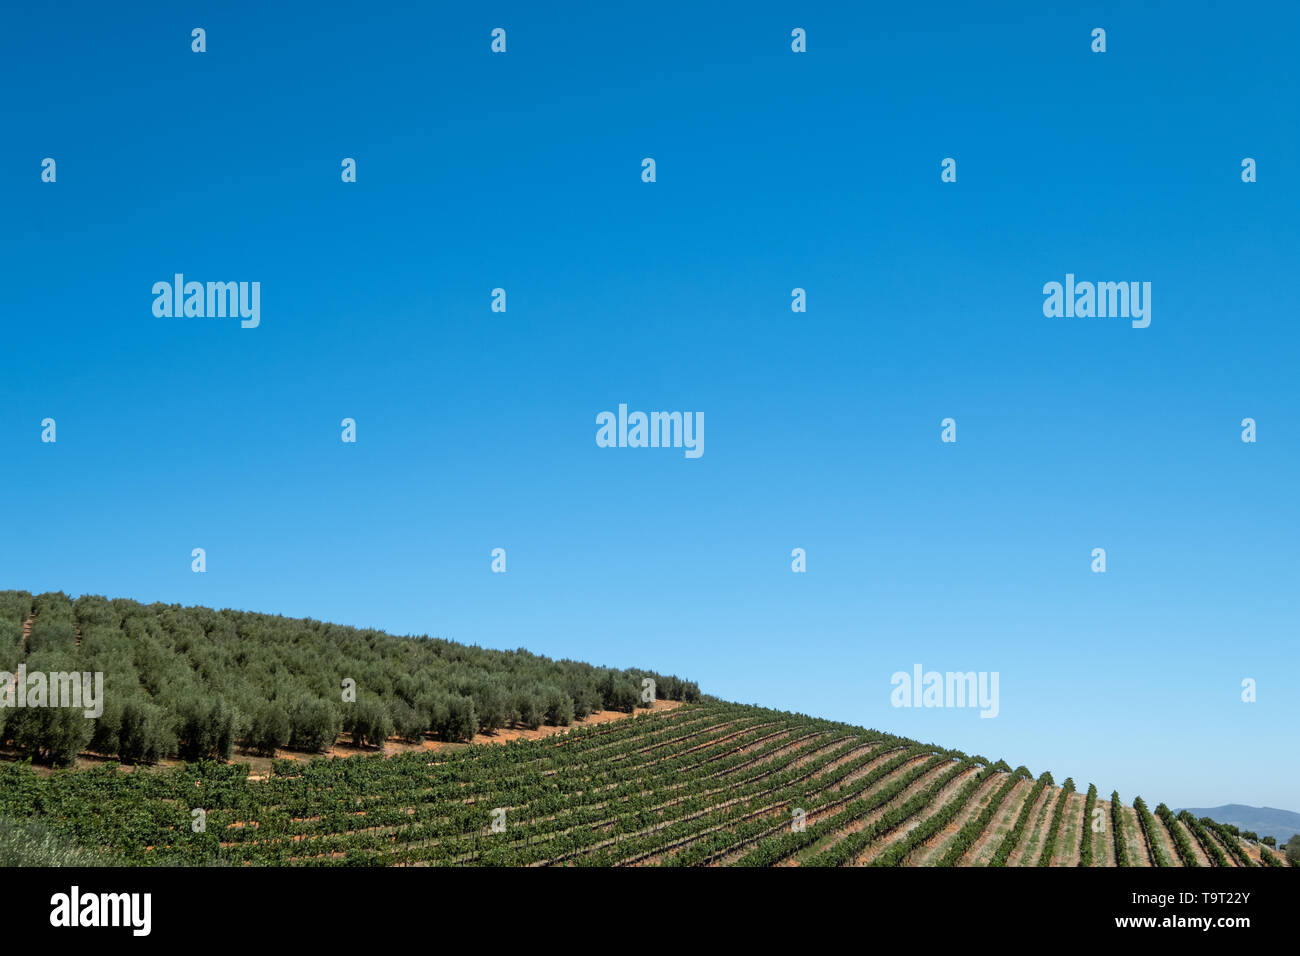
[2,1,1296,809]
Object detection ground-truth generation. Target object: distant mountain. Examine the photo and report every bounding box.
[1178,805,1300,843]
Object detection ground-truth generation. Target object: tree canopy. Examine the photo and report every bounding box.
[0,590,700,766]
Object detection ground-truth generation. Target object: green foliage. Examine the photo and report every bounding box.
[0,590,32,671]
[1198,817,1255,867]
[5,703,92,767]
[0,701,1239,869]
[1037,778,1075,867]
[287,697,339,752]
[347,698,393,749]
[1258,844,1285,867]
[118,698,175,764]
[0,591,700,764]
[1177,811,1229,867]
[1131,796,1169,867]
[475,686,508,734]
[1155,803,1201,867]
[1079,784,1098,867]
[429,694,476,743]
[247,702,290,756]
[731,746,930,867]
[1110,790,1129,866]
[0,816,103,866]
[601,676,640,714]
[873,762,995,866]
[990,772,1051,866]
[935,771,1020,866]
[544,687,574,727]
[387,698,428,743]
[514,692,545,730]
[1284,834,1299,864]
[809,758,972,866]
[176,695,239,761]
[26,592,76,655]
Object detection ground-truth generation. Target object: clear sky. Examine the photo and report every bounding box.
[2,1,1296,809]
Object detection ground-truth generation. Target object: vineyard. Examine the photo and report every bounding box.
[0,699,1291,867]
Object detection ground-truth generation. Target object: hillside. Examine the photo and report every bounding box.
[0,698,1290,867]
[0,594,1291,868]
[0,590,698,767]
[1178,805,1300,845]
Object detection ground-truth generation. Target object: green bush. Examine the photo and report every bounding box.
[544,687,574,727]
[6,704,92,767]
[347,698,393,749]
[247,702,290,756]
[287,697,339,752]
[440,695,477,742]
[0,590,703,764]
[388,698,428,743]
[0,816,101,866]
[117,698,174,764]
[515,692,545,730]
[176,696,239,761]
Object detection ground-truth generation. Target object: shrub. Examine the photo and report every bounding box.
[388,698,428,743]
[288,697,339,752]
[440,695,477,742]
[475,687,507,734]
[117,699,175,764]
[347,698,392,749]
[6,704,92,767]
[0,817,100,866]
[515,692,545,730]
[246,702,290,757]
[605,681,639,714]
[1079,784,1099,867]
[544,688,574,727]
[176,696,238,761]
[1111,791,1129,866]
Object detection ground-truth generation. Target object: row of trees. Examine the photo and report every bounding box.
[1201,820,1300,866]
[1110,790,1129,866]
[1203,818,1255,867]
[0,591,701,766]
[1037,778,1075,866]
[0,592,30,669]
[4,693,1291,868]
[1131,796,1169,867]
[934,763,1024,866]
[871,762,999,866]
[1078,784,1099,866]
[989,771,1051,866]
[1177,810,1230,866]
[1155,802,1201,866]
